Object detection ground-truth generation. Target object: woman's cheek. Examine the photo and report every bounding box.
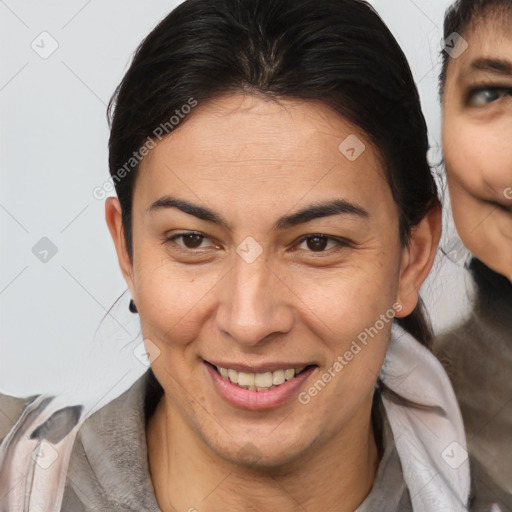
[319,277,394,350]
[135,262,212,341]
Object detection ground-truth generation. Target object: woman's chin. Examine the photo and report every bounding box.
[208,433,316,471]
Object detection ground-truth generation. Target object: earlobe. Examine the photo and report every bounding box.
[104,197,135,296]
[395,202,442,317]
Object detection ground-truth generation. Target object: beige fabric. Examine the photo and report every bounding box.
[0,393,38,444]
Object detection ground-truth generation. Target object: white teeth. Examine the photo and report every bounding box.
[254,371,273,387]
[272,370,285,385]
[238,372,255,387]
[216,365,309,390]
[284,369,295,381]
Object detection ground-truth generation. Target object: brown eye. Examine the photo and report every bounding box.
[296,234,347,253]
[180,233,205,249]
[166,231,211,250]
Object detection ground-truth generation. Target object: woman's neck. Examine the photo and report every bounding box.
[146,394,379,512]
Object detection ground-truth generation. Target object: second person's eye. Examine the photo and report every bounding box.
[467,87,512,107]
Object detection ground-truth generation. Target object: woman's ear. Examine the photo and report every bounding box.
[395,201,442,317]
[105,197,136,297]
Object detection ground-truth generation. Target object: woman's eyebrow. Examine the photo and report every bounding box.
[147,195,369,231]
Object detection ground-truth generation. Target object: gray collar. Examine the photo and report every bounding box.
[64,369,162,511]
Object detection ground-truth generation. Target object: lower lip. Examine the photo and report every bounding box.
[205,362,317,411]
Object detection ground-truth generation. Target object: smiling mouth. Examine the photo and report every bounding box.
[206,362,316,392]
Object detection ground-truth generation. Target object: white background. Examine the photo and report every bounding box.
[0,0,469,408]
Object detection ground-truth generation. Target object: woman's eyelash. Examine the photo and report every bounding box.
[164,231,351,253]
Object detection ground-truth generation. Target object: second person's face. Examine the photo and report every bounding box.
[442,13,512,279]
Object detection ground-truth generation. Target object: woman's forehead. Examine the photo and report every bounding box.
[156,94,364,149]
[138,94,382,181]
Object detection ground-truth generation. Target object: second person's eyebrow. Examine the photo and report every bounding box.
[470,57,512,76]
[147,195,369,231]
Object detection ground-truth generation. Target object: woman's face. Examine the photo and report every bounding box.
[442,14,512,279]
[107,93,435,468]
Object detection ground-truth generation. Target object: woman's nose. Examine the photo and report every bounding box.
[214,250,294,347]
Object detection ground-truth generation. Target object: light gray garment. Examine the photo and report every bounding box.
[1,369,411,511]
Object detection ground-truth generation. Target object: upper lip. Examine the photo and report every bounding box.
[205,360,316,373]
